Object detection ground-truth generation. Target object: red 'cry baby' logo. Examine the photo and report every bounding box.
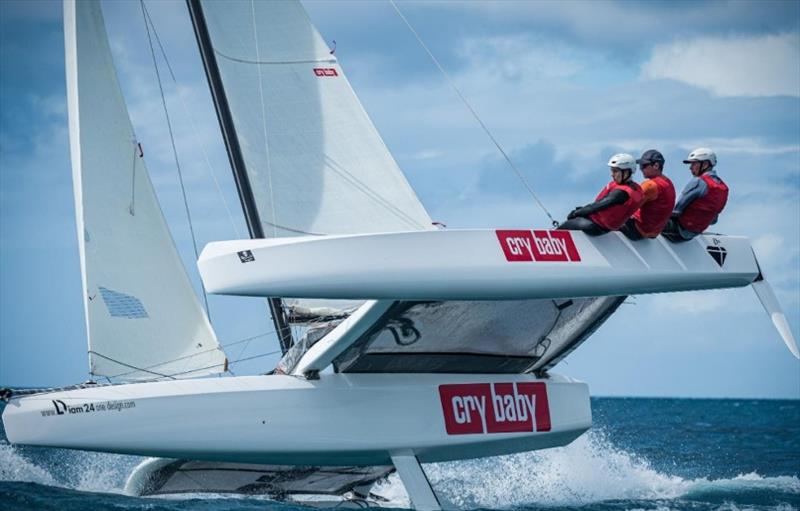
[496,230,581,262]
[439,382,551,435]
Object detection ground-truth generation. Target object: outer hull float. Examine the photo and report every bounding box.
[199,230,760,300]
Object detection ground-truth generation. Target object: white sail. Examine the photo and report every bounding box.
[199,0,432,237]
[197,0,434,322]
[64,0,226,380]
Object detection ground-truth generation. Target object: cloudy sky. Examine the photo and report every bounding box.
[1,0,798,398]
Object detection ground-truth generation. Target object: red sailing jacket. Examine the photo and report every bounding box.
[678,173,729,233]
[633,175,676,237]
[589,181,644,231]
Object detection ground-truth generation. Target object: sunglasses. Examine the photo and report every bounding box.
[639,162,653,168]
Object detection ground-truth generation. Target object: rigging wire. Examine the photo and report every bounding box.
[140,0,209,318]
[97,331,279,381]
[3,343,283,399]
[166,349,282,379]
[141,2,243,240]
[323,154,427,230]
[388,0,559,227]
[90,351,175,380]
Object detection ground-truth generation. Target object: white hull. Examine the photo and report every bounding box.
[199,230,759,300]
[2,373,589,466]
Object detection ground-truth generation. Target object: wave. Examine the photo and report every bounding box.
[0,441,140,494]
[1,431,797,509]
[424,431,799,509]
[0,443,57,487]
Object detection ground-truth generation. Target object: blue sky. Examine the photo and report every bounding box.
[1,0,798,398]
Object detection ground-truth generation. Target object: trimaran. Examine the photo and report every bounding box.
[2,1,798,509]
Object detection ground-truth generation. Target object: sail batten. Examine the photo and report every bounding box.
[65,0,226,381]
[214,51,336,66]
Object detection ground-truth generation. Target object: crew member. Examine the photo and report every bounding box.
[662,147,728,242]
[620,149,675,240]
[559,153,643,235]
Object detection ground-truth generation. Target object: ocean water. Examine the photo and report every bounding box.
[0,397,797,511]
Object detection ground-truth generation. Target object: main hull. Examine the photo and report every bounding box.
[2,373,589,465]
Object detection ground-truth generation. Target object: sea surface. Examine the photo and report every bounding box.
[1,397,798,511]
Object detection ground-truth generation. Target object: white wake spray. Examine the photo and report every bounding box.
[423,430,799,509]
[0,440,140,494]
[0,443,57,487]
[1,432,797,508]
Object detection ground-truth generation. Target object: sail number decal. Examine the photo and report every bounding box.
[496,230,581,262]
[439,382,551,435]
[313,68,338,77]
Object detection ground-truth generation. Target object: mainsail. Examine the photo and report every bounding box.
[193,0,432,238]
[64,0,226,380]
[187,0,433,337]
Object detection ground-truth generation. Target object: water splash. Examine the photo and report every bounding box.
[0,441,140,494]
[424,430,799,509]
[371,472,411,508]
[69,450,142,493]
[2,431,797,509]
[0,443,57,486]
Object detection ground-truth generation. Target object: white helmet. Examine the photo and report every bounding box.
[607,153,636,172]
[683,147,717,167]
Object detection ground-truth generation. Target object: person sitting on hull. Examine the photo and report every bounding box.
[559,153,644,236]
[662,147,729,242]
[620,149,676,240]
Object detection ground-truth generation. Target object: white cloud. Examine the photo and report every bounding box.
[28,93,66,119]
[753,233,785,265]
[722,199,800,290]
[641,33,800,97]
[459,35,585,82]
[676,138,800,157]
[604,138,800,158]
[650,289,730,314]
[406,149,445,161]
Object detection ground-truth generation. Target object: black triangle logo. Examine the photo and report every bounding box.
[706,246,727,267]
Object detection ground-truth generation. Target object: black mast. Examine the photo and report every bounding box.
[186,0,293,354]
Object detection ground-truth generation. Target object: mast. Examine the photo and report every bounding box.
[186,0,293,354]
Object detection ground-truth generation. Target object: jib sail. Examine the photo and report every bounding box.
[65,0,226,380]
